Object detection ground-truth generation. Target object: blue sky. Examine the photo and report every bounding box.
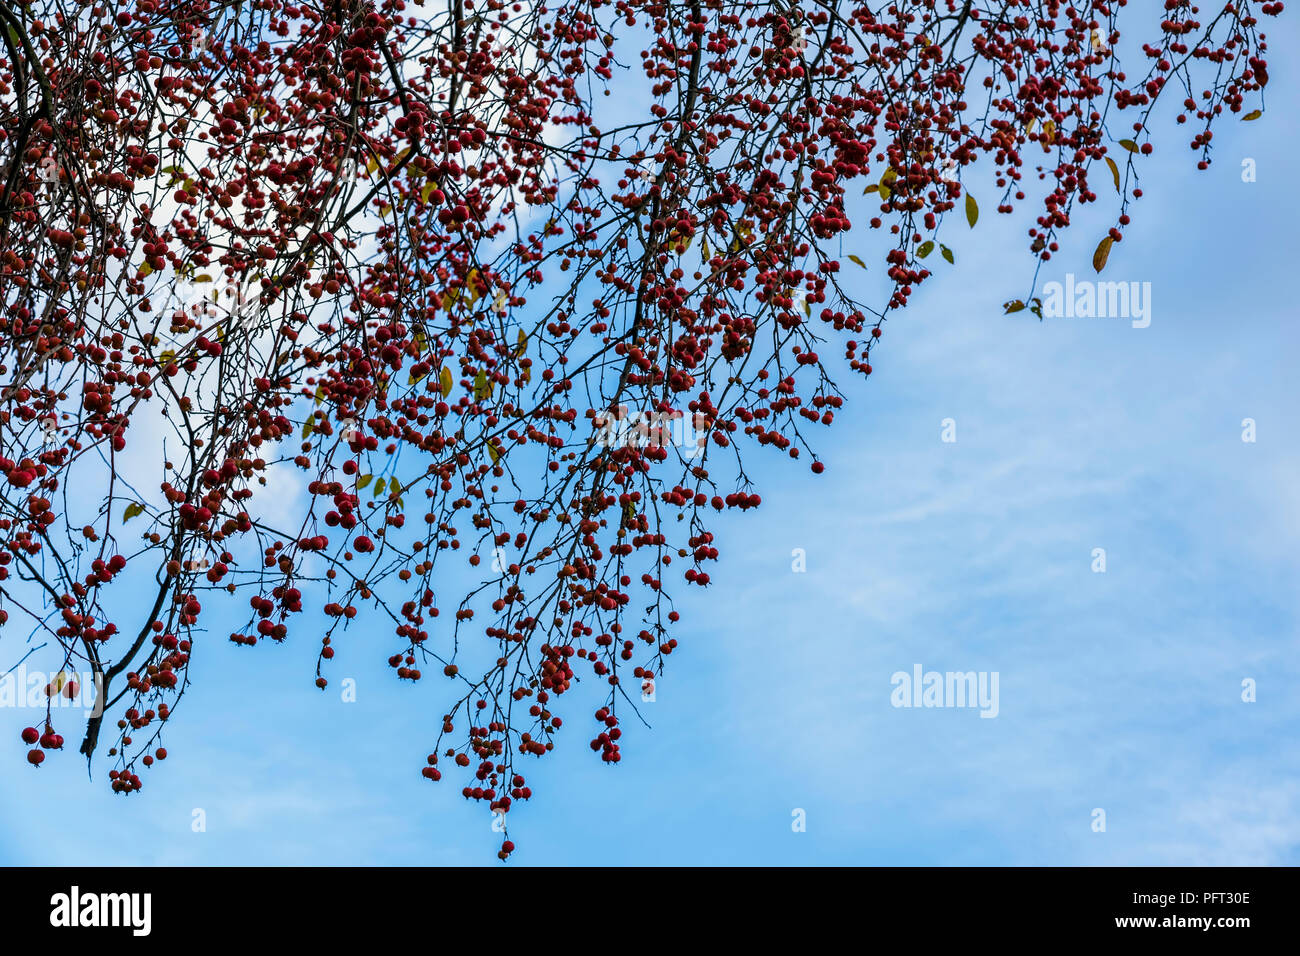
[3,19,1298,866]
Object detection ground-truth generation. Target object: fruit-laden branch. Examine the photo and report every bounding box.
[0,0,1278,856]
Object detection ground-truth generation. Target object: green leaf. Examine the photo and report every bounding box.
[1118,139,1139,154]
[965,193,979,228]
[847,254,867,269]
[357,474,373,490]
[123,502,146,522]
[373,477,386,496]
[302,419,314,438]
[939,244,954,264]
[916,240,935,259]
[1242,109,1263,121]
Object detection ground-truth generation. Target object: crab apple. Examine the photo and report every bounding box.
[0,0,1276,861]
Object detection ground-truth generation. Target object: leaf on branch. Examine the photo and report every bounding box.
[357,474,373,489]
[123,502,146,522]
[440,367,454,397]
[464,269,484,306]
[1093,235,1114,273]
[917,240,935,259]
[965,193,979,227]
[940,244,954,264]
[1004,299,1026,314]
[847,254,867,269]
[1118,139,1139,154]
[1242,109,1263,121]
[1105,156,1121,193]
[879,168,897,200]
[374,477,386,497]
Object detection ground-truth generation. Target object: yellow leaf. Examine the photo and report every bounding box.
[1104,156,1121,193]
[1242,109,1263,121]
[848,254,867,269]
[965,193,979,227]
[1118,139,1139,154]
[464,269,483,306]
[1093,235,1114,273]
[440,366,453,397]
